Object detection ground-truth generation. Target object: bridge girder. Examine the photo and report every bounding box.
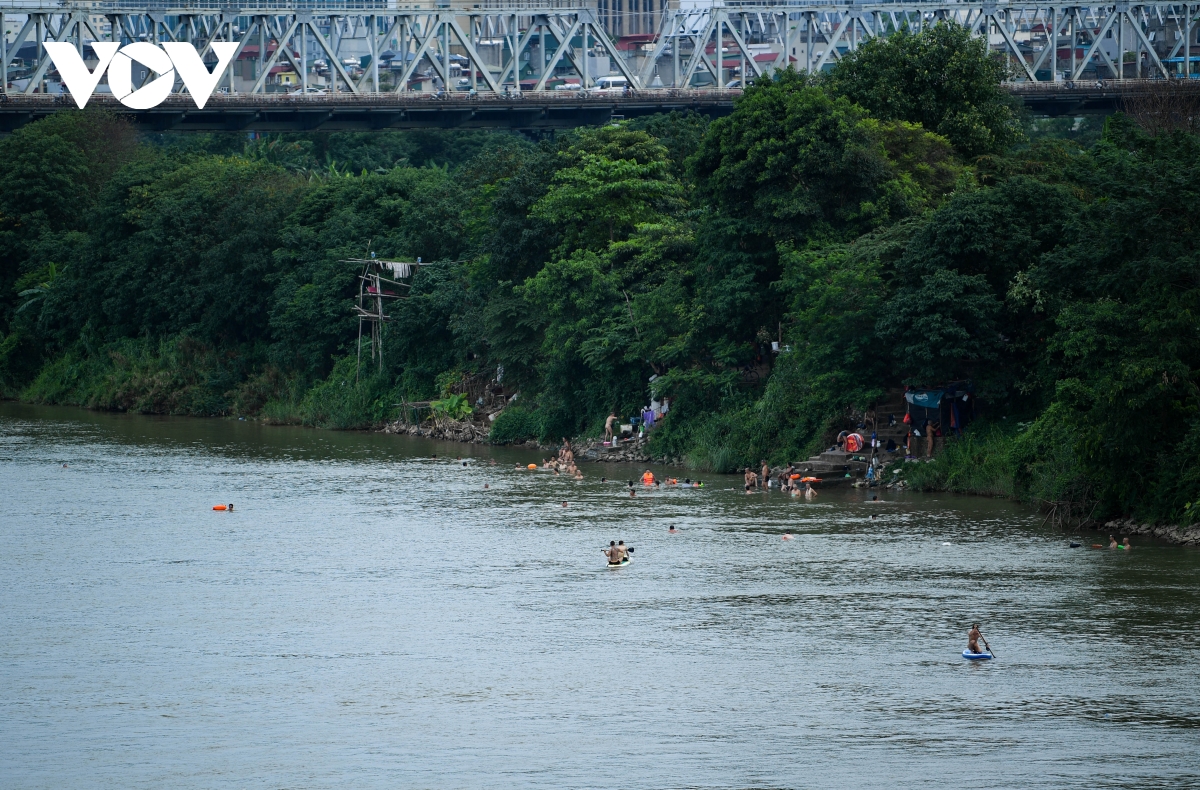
[3,1,1199,97]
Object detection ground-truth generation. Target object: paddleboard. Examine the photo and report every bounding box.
[607,559,631,569]
[962,650,993,660]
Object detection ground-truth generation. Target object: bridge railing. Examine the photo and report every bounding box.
[0,86,743,104]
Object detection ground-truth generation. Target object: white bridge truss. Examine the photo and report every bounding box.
[3,0,1199,96]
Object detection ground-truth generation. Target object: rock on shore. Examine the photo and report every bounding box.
[1102,519,1200,546]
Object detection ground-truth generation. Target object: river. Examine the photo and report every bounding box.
[1,403,1197,788]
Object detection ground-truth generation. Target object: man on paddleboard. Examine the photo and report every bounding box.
[968,623,988,655]
[604,541,629,565]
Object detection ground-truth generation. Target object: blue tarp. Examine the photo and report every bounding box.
[906,390,943,409]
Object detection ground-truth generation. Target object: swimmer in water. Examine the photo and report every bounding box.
[668,525,678,534]
[227,504,234,512]
[1108,535,1118,549]
[601,477,607,483]
[562,501,568,507]
[484,484,489,489]
[782,533,793,540]
[629,489,637,497]
[804,483,817,500]
[1121,537,1131,551]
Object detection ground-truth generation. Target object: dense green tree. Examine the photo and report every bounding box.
[271,167,468,381]
[825,23,1023,157]
[692,70,961,244]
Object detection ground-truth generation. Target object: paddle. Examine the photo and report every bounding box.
[980,633,995,658]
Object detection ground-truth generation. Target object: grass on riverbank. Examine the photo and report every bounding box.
[20,337,281,416]
[896,415,1101,517]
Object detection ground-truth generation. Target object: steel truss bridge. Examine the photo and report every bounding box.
[2,0,1197,129]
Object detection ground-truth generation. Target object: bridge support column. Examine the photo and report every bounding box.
[806,11,813,73]
[1050,6,1058,81]
[1187,4,1193,79]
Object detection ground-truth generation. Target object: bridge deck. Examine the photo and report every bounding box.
[0,89,741,132]
[0,82,1167,133]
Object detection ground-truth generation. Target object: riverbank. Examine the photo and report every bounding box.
[1100,519,1200,547]
[380,415,1200,546]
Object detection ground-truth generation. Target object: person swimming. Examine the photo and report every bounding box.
[561,501,568,507]
[629,489,636,497]
[668,525,678,534]
[484,484,489,489]
[782,533,793,540]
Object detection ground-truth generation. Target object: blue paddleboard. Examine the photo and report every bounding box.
[962,650,993,660]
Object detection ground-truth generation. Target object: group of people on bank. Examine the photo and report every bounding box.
[743,460,817,498]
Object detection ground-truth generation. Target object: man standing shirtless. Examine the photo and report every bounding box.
[604,412,618,443]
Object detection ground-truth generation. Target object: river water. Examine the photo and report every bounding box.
[1,403,1198,789]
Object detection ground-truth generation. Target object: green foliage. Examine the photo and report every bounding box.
[296,355,398,429]
[487,405,543,445]
[895,423,1018,497]
[20,335,263,416]
[431,392,474,421]
[825,23,1024,157]
[270,167,467,382]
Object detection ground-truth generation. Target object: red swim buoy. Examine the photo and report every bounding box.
[212,505,227,511]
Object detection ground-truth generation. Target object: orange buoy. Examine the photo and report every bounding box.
[212,504,227,511]
[790,474,800,480]
[527,463,537,470]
